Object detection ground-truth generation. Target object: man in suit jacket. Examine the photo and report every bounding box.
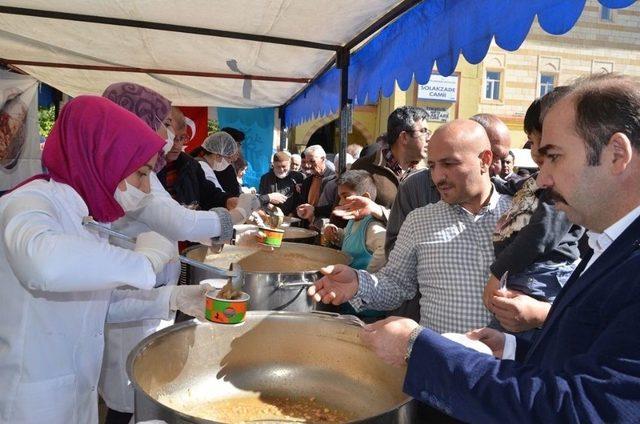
[348,73,640,422]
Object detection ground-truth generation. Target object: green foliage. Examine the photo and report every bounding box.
[208,119,219,134]
[38,105,56,138]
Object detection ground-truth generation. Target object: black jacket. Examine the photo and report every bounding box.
[157,152,230,210]
[214,165,241,197]
[258,170,304,216]
[491,174,584,278]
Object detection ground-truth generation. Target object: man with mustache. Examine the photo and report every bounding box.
[309,119,511,334]
[296,145,337,225]
[350,73,640,422]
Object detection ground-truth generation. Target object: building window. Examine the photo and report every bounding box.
[601,7,612,21]
[540,73,555,97]
[485,71,501,100]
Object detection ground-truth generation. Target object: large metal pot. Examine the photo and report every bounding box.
[183,243,350,312]
[128,311,416,423]
[234,224,318,244]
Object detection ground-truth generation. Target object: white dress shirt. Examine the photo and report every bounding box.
[503,203,640,360]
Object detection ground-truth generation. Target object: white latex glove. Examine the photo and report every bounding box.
[134,231,178,274]
[233,193,261,221]
[238,193,261,214]
[229,209,247,225]
[169,283,213,321]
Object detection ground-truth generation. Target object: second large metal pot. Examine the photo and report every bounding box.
[234,224,318,244]
[183,243,350,312]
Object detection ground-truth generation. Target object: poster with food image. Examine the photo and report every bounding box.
[0,70,40,191]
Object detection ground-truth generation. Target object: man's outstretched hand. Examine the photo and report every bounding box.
[307,264,358,305]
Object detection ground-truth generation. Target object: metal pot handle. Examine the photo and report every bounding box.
[310,311,365,328]
[275,281,314,289]
[274,273,316,289]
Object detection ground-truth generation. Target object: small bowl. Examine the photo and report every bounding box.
[256,226,285,248]
[205,290,250,324]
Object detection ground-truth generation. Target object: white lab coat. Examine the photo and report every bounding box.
[98,173,231,413]
[0,180,173,424]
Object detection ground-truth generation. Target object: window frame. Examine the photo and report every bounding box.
[600,6,612,21]
[539,73,556,97]
[484,69,503,102]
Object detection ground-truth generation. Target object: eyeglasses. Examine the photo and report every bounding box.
[407,128,431,138]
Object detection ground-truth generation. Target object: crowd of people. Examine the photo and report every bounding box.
[1,72,639,423]
[309,73,640,422]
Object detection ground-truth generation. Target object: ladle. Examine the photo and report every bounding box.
[82,216,238,279]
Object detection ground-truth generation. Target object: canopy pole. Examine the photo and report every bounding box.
[278,107,287,151]
[337,48,351,174]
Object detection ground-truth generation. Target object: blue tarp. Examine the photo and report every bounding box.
[284,0,636,127]
[217,107,275,189]
[37,83,55,108]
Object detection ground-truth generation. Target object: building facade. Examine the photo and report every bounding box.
[291,1,640,151]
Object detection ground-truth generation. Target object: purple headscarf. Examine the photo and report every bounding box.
[102,82,172,172]
[102,82,171,132]
[43,96,165,223]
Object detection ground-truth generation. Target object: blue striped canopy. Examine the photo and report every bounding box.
[284,0,637,127]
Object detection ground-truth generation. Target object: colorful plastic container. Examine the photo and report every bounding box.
[256,226,285,247]
[205,290,250,324]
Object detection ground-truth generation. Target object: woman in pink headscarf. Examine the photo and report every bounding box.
[0,96,205,424]
[100,84,261,423]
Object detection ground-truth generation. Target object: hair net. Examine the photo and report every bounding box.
[202,131,238,157]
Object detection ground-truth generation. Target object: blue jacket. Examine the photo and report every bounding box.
[404,215,640,423]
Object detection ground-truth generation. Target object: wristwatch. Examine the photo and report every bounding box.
[404,325,423,363]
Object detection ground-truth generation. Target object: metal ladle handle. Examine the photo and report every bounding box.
[82,216,237,278]
[310,311,366,328]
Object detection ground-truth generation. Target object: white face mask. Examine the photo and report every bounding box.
[114,181,151,212]
[212,157,230,172]
[162,128,175,154]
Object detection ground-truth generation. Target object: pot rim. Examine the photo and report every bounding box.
[126,311,412,424]
[182,243,352,275]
